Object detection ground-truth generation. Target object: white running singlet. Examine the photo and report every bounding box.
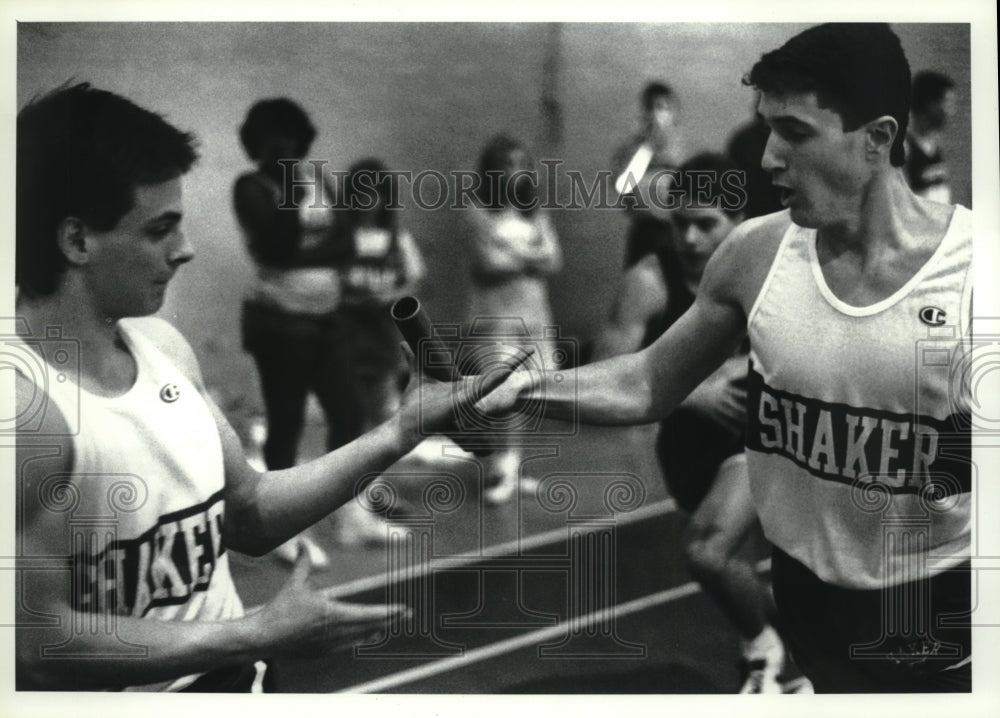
[745,206,973,589]
[26,319,245,691]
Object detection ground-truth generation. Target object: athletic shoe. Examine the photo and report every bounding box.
[244,417,268,472]
[333,500,390,547]
[271,534,330,569]
[781,675,815,694]
[404,436,473,463]
[484,474,541,506]
[483,471,516,505]
[738,657,783,694]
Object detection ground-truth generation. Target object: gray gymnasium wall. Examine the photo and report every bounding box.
[17,22,971,420]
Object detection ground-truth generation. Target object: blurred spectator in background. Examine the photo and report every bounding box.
[337,157,425,434]
[331,158,426,544]
[905,70,957,203]
[466,134,563,505]
[234,98,352,564]
[613,81,687,267]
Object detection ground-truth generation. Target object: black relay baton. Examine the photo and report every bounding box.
[390,296,458,382]
[390,296,533,383]
[390,296,535,456]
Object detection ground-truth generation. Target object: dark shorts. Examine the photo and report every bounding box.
[771,547,971,693]
[656,407,744,513]
[241,298,343,354]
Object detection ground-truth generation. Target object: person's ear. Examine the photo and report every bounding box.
[56,217,92,266]
[865,115,899,162]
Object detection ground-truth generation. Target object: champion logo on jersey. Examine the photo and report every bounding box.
[160,383,181,403]
[919,306,947,326]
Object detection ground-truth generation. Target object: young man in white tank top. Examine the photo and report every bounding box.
[13,84,525,692]
[483,23,973,693]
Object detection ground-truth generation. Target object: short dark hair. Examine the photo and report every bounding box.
[239,98,316,161]
[641,81,674,113]
[743,23,911,167]
[911,70,955,114]
[16,82,199,297]
[677,152,745,217]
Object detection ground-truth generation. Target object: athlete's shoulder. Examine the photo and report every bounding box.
[701,210,793,310]
[14,370,71,438]
[121,317,205,389]
[727,210,793,252]
[14,365,74,482]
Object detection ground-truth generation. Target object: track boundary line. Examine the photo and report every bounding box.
[327,496,679,597]
[338,579,700,693]
[337,557,771,694]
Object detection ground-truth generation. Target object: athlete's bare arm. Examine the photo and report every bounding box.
[481,212,789,426]
[137,319,406,553]
[14,370,401,690]
[137,318,530,555]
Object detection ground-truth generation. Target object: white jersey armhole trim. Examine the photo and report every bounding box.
[746,221,798,329]
[958,207,974,337]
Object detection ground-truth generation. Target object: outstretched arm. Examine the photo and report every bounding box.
[481,216,781,427]
[563,286,745,426]
[130,318,412,553]
[137,318,528,556]
[14,373,404,691]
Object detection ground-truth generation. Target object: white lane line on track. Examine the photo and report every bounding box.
[339,579,701,693]
[326,497,679,597]
[337,559,770,694]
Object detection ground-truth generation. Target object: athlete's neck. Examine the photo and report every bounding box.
[813,170,956,305]
[17,288,138,396]
[817,169,938,260]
